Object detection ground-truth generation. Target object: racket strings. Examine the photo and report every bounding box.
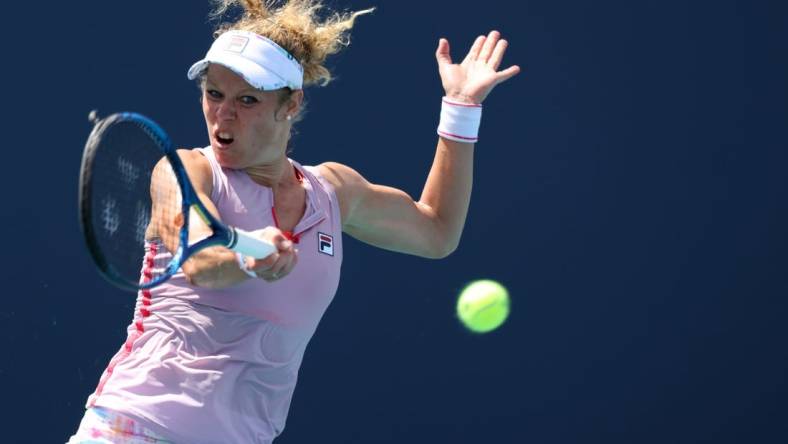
[87,121,183,286]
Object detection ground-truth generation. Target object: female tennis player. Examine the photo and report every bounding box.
[68,0,519,442]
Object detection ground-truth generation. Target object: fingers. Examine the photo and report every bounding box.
[477,30,500,63]
[248,236,298,282]
[470,30,519,83]
[463,35,486,64]
[268,237,297,280]
[435,38,452,66]
[438,29,519,104]
[488,38,508,71]
[495,65,521,84]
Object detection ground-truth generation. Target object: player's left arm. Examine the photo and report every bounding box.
[319,146,470,258]
[320,31,519,258]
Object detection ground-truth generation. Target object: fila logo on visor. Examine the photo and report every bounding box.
[225,35,249,53]
[318,232,334,256]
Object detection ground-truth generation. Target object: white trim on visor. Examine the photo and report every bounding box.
[187,30,304,90]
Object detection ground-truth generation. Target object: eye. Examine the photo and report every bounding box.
[239,96,259,106]
[206,89,222,100]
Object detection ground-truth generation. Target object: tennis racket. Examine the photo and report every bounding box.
[79,111,275,291]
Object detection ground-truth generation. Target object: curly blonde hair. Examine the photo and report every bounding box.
[210,0,374,88]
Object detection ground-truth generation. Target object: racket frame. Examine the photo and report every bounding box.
[79,112,254,290]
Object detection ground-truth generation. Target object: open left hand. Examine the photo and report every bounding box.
[435,30,520,105]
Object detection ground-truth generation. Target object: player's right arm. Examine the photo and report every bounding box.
[148,150,294,287]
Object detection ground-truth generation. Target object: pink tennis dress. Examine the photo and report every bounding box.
[81,148,343,443]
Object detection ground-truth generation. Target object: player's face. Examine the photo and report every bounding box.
[201,64,292,169]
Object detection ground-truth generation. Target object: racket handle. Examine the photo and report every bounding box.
[231,228,277,259]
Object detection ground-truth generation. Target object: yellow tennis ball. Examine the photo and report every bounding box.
[456,279,510,333]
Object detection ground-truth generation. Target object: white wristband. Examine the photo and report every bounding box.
[437,97,483,143]
[236,253,257,278]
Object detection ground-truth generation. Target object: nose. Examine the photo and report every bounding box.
[216,99,237,121]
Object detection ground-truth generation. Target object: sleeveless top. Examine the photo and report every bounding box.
[86,147,343,443]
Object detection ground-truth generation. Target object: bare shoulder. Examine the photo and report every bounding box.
[176,148,213,195]
[316,161,370,223]
[316,161,367,188]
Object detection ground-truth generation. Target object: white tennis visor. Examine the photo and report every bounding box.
[187,30,304,90]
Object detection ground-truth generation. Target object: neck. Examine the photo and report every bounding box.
[244,155,297,190]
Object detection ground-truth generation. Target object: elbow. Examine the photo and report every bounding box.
[424,236,460,259]
[422,218,462,259]
[427,247,455,260]
[438,240,460,259]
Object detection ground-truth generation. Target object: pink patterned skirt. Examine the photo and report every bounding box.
[67,407,172,444]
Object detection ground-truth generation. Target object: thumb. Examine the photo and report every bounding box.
[435,38,452,66]
[277,236,293,251]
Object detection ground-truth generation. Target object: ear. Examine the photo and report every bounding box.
[287,89,304,116]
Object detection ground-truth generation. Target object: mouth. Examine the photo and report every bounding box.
[213,130,235,148]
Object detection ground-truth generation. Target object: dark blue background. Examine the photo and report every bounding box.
[2,0,787,442]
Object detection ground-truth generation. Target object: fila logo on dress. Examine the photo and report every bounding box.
[318,232,334,256]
